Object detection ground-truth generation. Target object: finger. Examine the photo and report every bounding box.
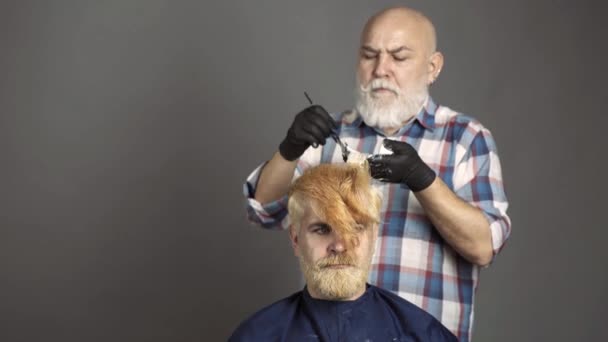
[367,154,397,164]
[382,139,411,153]
[293,129,322,148]
[310,105,338,130]
[367,154,386,163]
[368,158,387,170]
[307,110,334,137]
[301,123,327,146]
[369,164,392,179]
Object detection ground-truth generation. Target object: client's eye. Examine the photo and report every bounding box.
[312,224,331,235]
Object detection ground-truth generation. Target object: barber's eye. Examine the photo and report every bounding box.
[362,53,377,60]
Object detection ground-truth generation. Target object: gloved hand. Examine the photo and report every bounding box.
[279,105,337,161]
[367,139,436,192]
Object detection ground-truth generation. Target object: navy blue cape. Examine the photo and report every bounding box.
[230,284,458,342]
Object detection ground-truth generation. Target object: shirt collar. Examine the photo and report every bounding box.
[345,96,438,135]
[417,96,438,131]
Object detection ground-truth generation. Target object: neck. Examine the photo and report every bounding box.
[382,114,416,136]
[307,285,366,301]
[382,127,400,136]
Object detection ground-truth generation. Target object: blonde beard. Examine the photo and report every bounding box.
[299,254,370,300]
[354,79,428,130]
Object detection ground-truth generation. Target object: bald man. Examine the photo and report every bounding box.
[243,7,510,341]
[232,164,457,341]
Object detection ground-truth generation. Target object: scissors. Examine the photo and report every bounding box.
[304,92,351,162]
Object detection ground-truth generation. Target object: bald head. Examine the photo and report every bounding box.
[362,7,437,56]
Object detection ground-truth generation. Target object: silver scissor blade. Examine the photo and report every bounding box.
[331,133,350,162]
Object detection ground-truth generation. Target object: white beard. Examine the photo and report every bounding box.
[354,78,428,130]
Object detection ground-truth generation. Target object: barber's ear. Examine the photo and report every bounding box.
[427,51,444,85]
[289,225,300,257]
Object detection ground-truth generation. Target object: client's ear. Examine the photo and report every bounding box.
[289,225,300,257]
[371,224,380,247]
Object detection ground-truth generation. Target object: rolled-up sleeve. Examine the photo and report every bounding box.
[243,162,291,230]
[243,146,323,230]
[453,128,511,259]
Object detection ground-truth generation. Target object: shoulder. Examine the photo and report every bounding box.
[433,104,495,146]
[372,285,434,318]
[433,104,483,129]
[228,291,302,342]
[371,286,458,341]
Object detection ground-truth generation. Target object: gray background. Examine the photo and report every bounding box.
[1,1,606,341]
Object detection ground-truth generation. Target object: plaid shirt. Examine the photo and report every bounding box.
[243,98,511,341]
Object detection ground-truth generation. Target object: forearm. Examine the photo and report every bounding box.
[415,177,493,266]
[254,151,298,204]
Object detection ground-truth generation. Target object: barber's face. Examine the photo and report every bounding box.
[356,19,432,106]
[290,204,377,301]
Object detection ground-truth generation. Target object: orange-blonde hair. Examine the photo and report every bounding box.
[287,163,382,240]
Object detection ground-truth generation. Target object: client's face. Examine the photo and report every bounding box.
[290,204,377,301]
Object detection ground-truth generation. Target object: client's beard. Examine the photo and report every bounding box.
[354,78,428,130]
[299,253,370,300]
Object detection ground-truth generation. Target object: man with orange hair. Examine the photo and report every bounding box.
[231,164,457,341]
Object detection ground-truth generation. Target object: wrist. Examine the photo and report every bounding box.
[406,163,436,192]
[279,138,306,162]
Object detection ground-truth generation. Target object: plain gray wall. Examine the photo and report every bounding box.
[1,1,606,341]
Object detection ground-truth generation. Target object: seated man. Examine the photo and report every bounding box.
[230,164,457,341]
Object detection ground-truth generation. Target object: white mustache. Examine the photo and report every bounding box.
[363,79,400,94]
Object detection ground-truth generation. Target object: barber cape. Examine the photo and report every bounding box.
[229,284,457,342]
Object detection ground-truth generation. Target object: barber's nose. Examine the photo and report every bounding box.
[373,55,389,78]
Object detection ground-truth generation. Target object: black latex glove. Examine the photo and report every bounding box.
[278,105,337,161]
[367,139,436,192]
